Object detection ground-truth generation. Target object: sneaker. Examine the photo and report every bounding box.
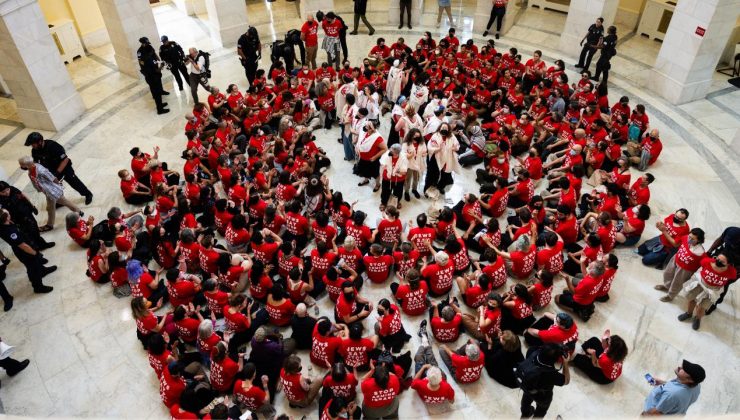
[42,266,57,277]
[368,30,375,36]
[659,295,673,302]
[418,319,427,337]
[495,33,500,39]
[654,285,668,291]
[483,30,489,37]
[157,108,170,115]
[677,312,692,322]
[692,318,701,330]
[349,31,358,35]
[408,25,412,29]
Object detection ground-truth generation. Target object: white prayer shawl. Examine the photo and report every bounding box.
[423,115,443,137]
[357,92,380,120]
[427,133,461,174]
[358,131,383,154]
[409,84,429,111]
[379,151,409,178]
[682,272,722,304]
[386,67,404,103]
[401,141,428,173]
[422,98,447,119]
[335,81,358,117]
[352,115,368,142]
[396,114,424,137]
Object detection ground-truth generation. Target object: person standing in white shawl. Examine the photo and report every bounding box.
[379,143,409,210]
[386,60,406,104]
[341,93,359,161]
[394,104,424,143]
[355,120,387,191]
[424,122,460,196]
[409,75,429,115]
[423,106,445,139]
[401,128,427,202]
[335,74,358,128]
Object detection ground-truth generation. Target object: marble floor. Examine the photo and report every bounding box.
[0,2,739,419]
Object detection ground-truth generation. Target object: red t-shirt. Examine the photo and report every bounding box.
[531,282,554,308]
[160,366,186,408]
[699,257,737,288]
[311,324,342,368]
[411,378,455,404]
[573,274,602,305]
[210,355,239,392]
[377,218,403,245]
[450,352,485,383]
[599,353,623,381]
[361,375,401,408]
[408,226,436,256]
[537,241,564,274]
[422,262,455,295]
[280,369,307,402]
[431,314,462,342]
[266,299,295,326]
[395,282,429,315]
[510,244,537,278]
[339,338,375,368]
[482,258,508,288]
[659,215,690,249]
[538,323,579,348]
[363,254,394,283]
[674,236,705,271]
[378,305,403,337]
[233,380,267,411]
[322,374,358,401]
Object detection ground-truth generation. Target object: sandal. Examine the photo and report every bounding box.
[39,225,53,233]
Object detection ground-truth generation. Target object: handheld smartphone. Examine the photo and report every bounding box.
[645,373,656,385]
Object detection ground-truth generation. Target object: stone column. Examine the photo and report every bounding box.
[649,0,740,104]
[0,0,85,131]
[205,0,248,47]
[474,0,520,35]
[300,0,334,20]
[98,0,160,78]
[558,0,619,58]
[389,0,424,28]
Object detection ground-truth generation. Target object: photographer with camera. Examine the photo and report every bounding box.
[516,343,570,418]
[186,47,211,103]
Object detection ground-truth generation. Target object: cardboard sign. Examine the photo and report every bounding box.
[695,26,706,37]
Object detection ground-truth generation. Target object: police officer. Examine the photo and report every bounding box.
[159,35,189,92]
[237,27,262,86]
[575,17,604,73]
[24,132,93,205]
[0,209,55,307]
[138,37,170,115]
[0,181,55,251]
[593,25,618,84]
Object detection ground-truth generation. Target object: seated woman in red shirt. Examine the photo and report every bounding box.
[439,341,485,384]
[573,330,628,384]
[131,297,169,349]
[500,284,536,335]
[563,233,603,277]
[494,234,537,280]
[375,299,411,353]
[266,284,296,327]
[86,240,110,284]
[390,269,429,316]
[210,341,242,393]
[65,212,94,247]
[279,355,322,408]
[360,364,401,419]
[615,204,651,247]
[232,363,272,416]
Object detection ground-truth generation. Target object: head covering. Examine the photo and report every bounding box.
[682,360,706,384]
[556,312,574,329]
[139,37,150,44]
[396,95,407,105]
[160,35,168,42]
[24,131,43,146]
[393,59,400,68]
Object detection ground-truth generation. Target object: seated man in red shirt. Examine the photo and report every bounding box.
[390,268,429,316]
[439,341,485,384]
[555,260,605,321]
[118,169,152,204]
[368,38,391,65]
[523,312,579,354]
[626,128,662,171]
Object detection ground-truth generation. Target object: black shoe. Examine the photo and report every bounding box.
[4,297,13,312]
[84,194,93,205]
[398,24,403,29]
[408,25,412,29]
[677,312,692,322]
[575,64,583,68]
[590,76,599,81]
[349,31,358,35]
[404,192,411,202]
[178,86,184,91]
[418,319,427,337]
[7,359,29,376]
[33,285,53,294]
[40,258,48,265]
[412,189,421,199]
[483,30,489,37]
[495,33,499,39]
[42,266,57,277]
[157,108,170,115]
[369,30,375,36]
[40,241,56,250]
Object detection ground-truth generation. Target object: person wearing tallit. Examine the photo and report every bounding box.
[335,74,358,134]
[379,144,409,210]
[424,122,460,196]
[387,96,408,147]
[394,104,424,148]
[386,60,406,104]
[401,128,427,202]
[355,120,388,192]
[408,74,430,116]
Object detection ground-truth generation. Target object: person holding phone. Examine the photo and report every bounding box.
[642,360,704,415]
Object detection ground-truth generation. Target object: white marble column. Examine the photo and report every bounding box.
[649,0,740,104]
[205,0,249,47]
[0,0,85,131]
[558,0,619,57]
[98,0,160,78]
[300,0,335,20]
[389,0,424,28]
[474,0,519,35]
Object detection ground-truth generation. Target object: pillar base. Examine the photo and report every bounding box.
[388,0,423,27]
[16,91,85,131]
[113,53,141,79]
[558,32,583,59]
[473,1,518,35]
[205,0,249,47]
[648,69,713,105]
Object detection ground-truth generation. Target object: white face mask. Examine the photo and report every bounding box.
[497,158,505,164]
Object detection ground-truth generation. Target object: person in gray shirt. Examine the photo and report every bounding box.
[642,359,704,415]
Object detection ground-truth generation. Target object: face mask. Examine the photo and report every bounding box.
[303,70,308,74]
[344,64,350,69]
[343,291,355,300]
[716,260,726,268]
[570,150,577,156]
[487,303,496,310]
[377,309,384,316]
[440,129,450,137]
[673,216,682,224]
[497,158,505,164]
[688,238,697,246]
[20,167,28,171]
[529,151,536,158]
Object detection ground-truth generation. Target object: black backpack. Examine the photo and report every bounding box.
[515,350,552,393]
[285,29,301,45]
[197,50,211,78]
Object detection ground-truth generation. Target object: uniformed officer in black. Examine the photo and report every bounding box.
[237,27,261,86]
[593,25,618,84]
[0,209,55,304]
[159,35,189,92]
[138,37,170,115]
[0,181,55,251]
[24,132,93,205]
[575,17,604,72]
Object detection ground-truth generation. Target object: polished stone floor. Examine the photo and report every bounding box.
[0,2,738,419]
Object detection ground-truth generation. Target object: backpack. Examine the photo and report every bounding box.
[285,29,301,45]
[270,40,285,64]
[197,50,211,78]
[628,123,640,142]
[515,350,552,394]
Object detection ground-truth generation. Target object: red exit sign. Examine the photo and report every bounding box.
[695,26,706,37]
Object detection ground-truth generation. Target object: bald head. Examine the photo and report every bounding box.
[574,128,586,139]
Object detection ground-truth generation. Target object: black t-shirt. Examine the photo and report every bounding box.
[586,24,604,45]
[31,140,68,175]
[290,315,317,350]
[601,34,617,58]
[238,34,260,59]
[0,186,34,216]
[159,42,185,64]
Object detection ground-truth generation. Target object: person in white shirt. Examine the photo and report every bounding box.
[186,47,211,103]
[424,122,460,196]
